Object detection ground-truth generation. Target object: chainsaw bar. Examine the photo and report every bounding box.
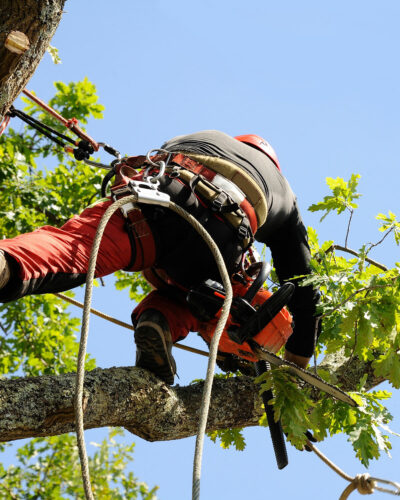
[249,341,358,407]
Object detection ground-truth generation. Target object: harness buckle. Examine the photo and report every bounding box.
[117,180,171,217]
[237,224,249,239]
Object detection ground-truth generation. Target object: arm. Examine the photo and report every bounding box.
[284,350,311,369]
[256,200,320,364]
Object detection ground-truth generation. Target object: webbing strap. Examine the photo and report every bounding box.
[181,153,268,228]
[153,152,263,233]
[124,209,156,270]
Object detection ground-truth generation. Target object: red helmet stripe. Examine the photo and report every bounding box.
[235,134,281,171]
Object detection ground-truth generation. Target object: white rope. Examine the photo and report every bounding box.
[167,205,233,500]
[306,440,400,499]
[75,196,232,500]
[75,196,136,500]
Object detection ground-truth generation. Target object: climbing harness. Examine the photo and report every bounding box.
[117,150,268,250]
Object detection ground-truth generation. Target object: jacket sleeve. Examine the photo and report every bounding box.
[256,201,320,358]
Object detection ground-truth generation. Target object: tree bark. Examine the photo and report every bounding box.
[0,352,386,444]
[0,0,66,120]
[0,366,264,443]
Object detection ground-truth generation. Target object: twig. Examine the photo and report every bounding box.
[325,245,388,271]
[367,226,394,253]
[0,320,9,336]
[343,319,358,371]
[344,208,354,249]
[313,317,321,375]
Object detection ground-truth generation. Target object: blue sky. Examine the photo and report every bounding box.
[5,1,400,499]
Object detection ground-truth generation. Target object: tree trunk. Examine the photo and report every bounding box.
[0,0,66,120]
[0,366,263,442]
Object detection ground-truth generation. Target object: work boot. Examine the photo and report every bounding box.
[0,250,10,290]
[134,309,177,385]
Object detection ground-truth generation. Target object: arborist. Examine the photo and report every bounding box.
[0,130,320,384]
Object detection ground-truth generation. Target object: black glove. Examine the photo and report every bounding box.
[303,430,318,452]
[216,353,255,376]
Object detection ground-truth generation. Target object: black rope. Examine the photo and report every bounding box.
[8,107,76,147]
[8,107,94,160]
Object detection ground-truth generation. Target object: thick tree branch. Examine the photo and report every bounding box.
[0,366,263,443]
[318,349,385,392]
[0,353,389,444]
[0,0,66,120]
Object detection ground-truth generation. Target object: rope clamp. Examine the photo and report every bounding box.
[114,179,171,218]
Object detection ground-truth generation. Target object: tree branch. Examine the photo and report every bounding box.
[325,244,388,271]
[0,366,263,443]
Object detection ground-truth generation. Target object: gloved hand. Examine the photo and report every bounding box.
[216,353,255,376]
[303,430,318,452]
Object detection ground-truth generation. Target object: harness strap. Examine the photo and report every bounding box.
[110,164,157,271]
[123,211,156,270]
[149,152,262,234]
[110,150,265,271]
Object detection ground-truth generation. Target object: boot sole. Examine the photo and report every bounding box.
[135,321,176,385]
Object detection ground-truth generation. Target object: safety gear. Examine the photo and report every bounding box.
[110,162,157,271]
[134,309,177,385]
[114,151,269,248]
[168,152,268,231]
[0,250,10,290]
[235,134,281,171]
[216,352,255,376]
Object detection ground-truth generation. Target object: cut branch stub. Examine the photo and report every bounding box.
[4,31,30,54]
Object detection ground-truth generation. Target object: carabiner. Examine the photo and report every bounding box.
[143,160,166,184]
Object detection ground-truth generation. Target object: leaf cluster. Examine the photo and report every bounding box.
[308,174,361,221]
[0,429,158,499]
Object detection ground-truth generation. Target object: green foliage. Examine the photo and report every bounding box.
[0,293,94,377]
[309,174,361,221]
[47,45,62,65]
[114,270,152,302]
[376,211,400,245]
[208,428,246,451]
[256,369,396,467]
[0,429,158,499]
[212,174,400,467]
[0,80,156,495]
[257,369,314,450]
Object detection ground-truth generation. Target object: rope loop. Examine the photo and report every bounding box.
[340,473,376,499]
